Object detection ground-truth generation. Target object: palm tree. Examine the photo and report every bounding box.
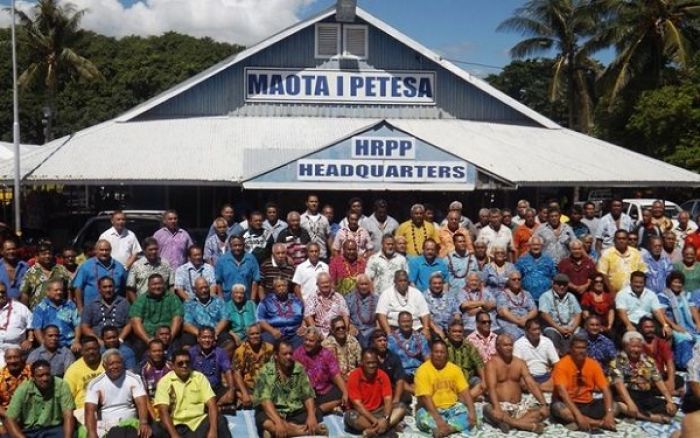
[13,0,102,142]
[497,0,600,133]
[595,0,700,103]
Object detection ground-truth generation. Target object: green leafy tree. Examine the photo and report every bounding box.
[497,0,600,132]
[12,0,103,142]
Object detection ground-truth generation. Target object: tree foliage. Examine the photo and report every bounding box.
[0,29,242,144]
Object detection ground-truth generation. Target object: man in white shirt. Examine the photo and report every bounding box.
[292,242,329,302]
[366,235,408,295]
[0,282,33,368]
[98,211,142,269]
[84,349,150,437]
[477,208,515,260]
[376,270,430,340]
[513,318,559,392]
[300,194,331,261]
[365,199,400,251]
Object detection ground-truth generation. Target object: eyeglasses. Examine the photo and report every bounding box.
[175,361,191,367]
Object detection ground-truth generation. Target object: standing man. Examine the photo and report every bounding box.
[0,240,29,301]
[395,204,440,257]
[206,203,243,239]
[98,210,142,269]
[366,199,400,252]
[439,210,474,258]
[300,194,331,261]
[203,217,230,267]
[477,208,515,259]
[414,339,478,437]
[291,242,329,301]
[174,245,217,301]
[581,202,600,238]
[276,211,311,266]
[215,235,260,302]
[366,235,407,296]
[333,212,374,257]
[4,360,75,438]
[534,208,576,264]
[127,237,174,300]
[72,240,127,311]
[242,211,275,264]
[153,349,230,438]
[513,208,539,257]
[568,206,591,238]
[329,240,366,296]
[19,241,71,309]
[153,209,193,270]
[595,198,635,254]
[597,229,646,293]
[263,202,288,241]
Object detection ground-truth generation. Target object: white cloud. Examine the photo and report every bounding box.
[1,0,321,45]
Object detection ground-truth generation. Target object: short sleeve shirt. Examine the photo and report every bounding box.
[128,292,184,337]
[214,252,261,301]
[6,377,75,429]
[538,290,582,326]
[99,227,142,266]
[347,368,392,412]
[253,360,315,414]
[63,358,105,408]
[81,296,130,336]
[414,361,468,409]
[127,258,174,296]
[183,296,228,329]
[303,292,349,337]
[292,346,341,396]
[72,258,127,306]
[154,370,214,431]
[85,371,146,424]
[614,286,662,324]
[30,298,80,348]
[174,262,216,300]
[376,286,430,330]
[552,355,607,404]
[513,336,560,376]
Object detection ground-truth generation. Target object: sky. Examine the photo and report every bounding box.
[0,0,558,77]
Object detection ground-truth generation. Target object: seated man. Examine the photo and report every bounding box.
[345,273,379,348]
[615,271,670,337]
[584,315,616,373]
[609,331,678,424]
[303,272,350,338]
[387,311,430,391]
[496,271,538,340]
[457,273,497,334]
[101,325,137,372]
[539,273,583,354]
[414,339,478,438]
[189,326,237,411]
[64,336,105,412]
[233,323,272,406]
[466,310,498,364]
[0,347,31,435]
[321,316,361,381]
[551,335,618,432]
[483,333,549,434]
[27,324,75,377]
[84,349,151,438]
[253,339,327,437]
[153,349,230,438]
[293,327,349,414]
[369,329,411,406]
[140,339,172,412]
[228,283,257,347]
[128,273,183,356]
[376,270,431,340]
[639,316,684,394]
[445,319,486,399]
[31,279,81,354]
[257,277,305,349]
[4,359,75,438]
[0,283,33,367]
[513,318,559,392]
[344,349,407,437]
[80,276,130,342]
[423,272,460,339]
[181,277,230,347]
[683,342,700,413]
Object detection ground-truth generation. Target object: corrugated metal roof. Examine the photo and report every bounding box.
[0,142,43,161]
[113,7,559,129]
[0,116,696,187]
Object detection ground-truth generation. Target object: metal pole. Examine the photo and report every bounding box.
[10,0,22,237]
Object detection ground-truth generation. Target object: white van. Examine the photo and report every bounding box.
[621,199,682,223]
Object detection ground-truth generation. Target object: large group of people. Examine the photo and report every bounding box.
[0,195,699,437]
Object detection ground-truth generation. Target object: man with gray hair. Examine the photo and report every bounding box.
[513,199,531,225]
[440,201,477,240]
[84,349,151,438]
[276,211,311,266]
[515,235,557,302]
[395,204,440,257]
[478,208,515,259]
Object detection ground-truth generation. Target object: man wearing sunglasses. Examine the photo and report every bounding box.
[152,349,230,438]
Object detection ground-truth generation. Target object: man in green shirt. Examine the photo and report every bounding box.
[446,319,486,399]
[129,273,183,355]
[253,339,327,437]
[5,359,75,438]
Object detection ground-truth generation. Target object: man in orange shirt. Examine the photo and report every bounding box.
[513,209,539,257]
[551,335,619,432]
[344,349,406,436]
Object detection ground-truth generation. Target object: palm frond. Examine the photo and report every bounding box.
[510,37,555,58]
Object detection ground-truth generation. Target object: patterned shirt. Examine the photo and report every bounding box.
[534,223,577,264]
[229,300,257,340]
[445,251,479,296]
[641,250,674,294]
[141,360,173,398]
[253,360,315,414]
[329,256,367,296]
[234,341,274,391]
[609,351,661,391]
[256,294,304,337]
[303,291,349,337]
[394,220,440,257]
[321,335,362,380]
[183,296,228,329]
[597,246,647,292]
[447,340,484,380]
[466,331,498,363]
[366,252,408,295]
[438,226,474,258]
[243,229,274,263]
[423,290,460,330]
[538,290,582,327]
[300,212,330,259]
[387,330,430,377]
[456,287,497,332]
[483,262,519,294]
[81,295,130,336]
[687,342,700,384]
[127,257,174,296]
[259,258,296,293]
[477,225,514,256]
[203,234,228,267]
[263,220,288,241]
[595,213,636,250]
[0,364,31,408]
[345,291,378,341]
[292,346,341,395]
[153,227,193,270]
[30,298,80,348]
[20,264,72,309]
[276,228,311,266]
[515,253,557,301]
[174,262,216,300]
[587,333,617,373]
[496,289,537,340]
[333,226,374,257]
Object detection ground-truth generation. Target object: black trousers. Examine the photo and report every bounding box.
[152,416,231,438]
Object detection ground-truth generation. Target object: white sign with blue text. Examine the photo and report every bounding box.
[297,135,469,183]
[245,68,436,105]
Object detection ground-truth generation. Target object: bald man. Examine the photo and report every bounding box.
[259,242,296,300]
[304,273,350,337]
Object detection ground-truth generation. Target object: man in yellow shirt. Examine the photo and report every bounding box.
[152,349,231,438]
[395,204,440,257]
[63,336,104,415]
[415,339,478,437]
[597,229,647,293]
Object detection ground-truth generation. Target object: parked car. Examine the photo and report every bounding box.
[71,210,165,252]
[622,199,682,222]
[680,199,700,219]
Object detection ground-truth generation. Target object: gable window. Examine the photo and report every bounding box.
[343,25,368,59]
[315,23,341,58]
